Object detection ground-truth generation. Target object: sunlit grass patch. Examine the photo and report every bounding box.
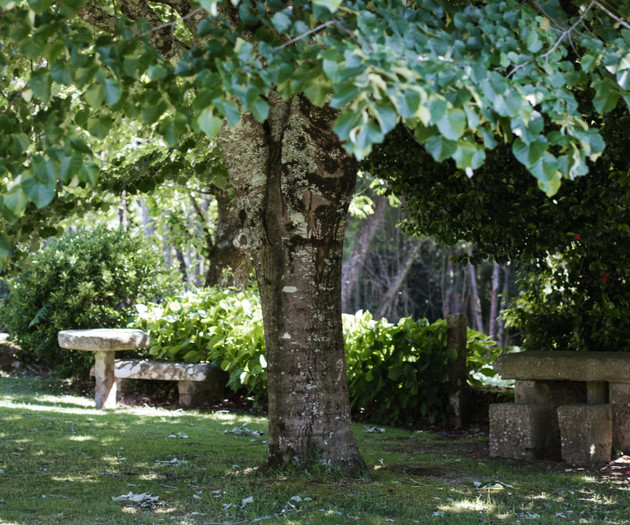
[1,375,629,524]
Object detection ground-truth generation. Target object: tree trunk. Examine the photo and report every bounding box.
[488,262,501,339]
[203,187,252,289]
[375,239,421,320]
[218,94,366,474]
[341,194,387,313]
[468,264,484,333]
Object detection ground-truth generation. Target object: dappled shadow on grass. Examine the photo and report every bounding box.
[2,375,630,524]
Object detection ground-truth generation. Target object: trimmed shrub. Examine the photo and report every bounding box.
[343,311,500,426]
[133,287,267,402]
[134,293,500,424]
[0,226,172,376]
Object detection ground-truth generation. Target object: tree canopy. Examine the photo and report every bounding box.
[1,0,630,263]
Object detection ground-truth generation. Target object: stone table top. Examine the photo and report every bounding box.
[58,329,150,352]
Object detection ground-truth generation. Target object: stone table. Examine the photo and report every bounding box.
[58,329,150,408]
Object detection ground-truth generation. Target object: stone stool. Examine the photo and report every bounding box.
[58,329,150,408]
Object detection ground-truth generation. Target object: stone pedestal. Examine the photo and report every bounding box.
[557,404,612,467]
[610,383,630,453]
[58,329,150,409]
[489,403,546,460]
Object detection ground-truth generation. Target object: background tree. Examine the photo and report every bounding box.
[1,0,630,472]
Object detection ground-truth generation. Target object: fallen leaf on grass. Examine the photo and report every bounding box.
[224,426,265,437]
[155,457,188,466]
[473,480,513,489]
[112,491,159,508]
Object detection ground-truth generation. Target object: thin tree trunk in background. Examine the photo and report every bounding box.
[468,264,484,333]
[341,194,387,313]
[497,264,510,347]
[175,247,187,283]
[139,199,154,237]
[375,240,421,320]
[488,262,500,339]
[119,190,128,232]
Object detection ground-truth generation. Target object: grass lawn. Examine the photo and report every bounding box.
[0,374,629,524]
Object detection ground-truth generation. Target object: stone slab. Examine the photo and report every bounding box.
[557,404,612,467]
[58,329,150,352]
[114,359,221,382]
[489,403,547,460]
[493,351,630,383]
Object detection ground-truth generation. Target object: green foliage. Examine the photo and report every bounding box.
[343,311,500,426]
[375,106,630,352]
[133,287,267,402]
[134,296,500,424]
[1,0,630,263]
[0,226,171,376]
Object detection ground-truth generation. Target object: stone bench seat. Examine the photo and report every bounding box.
[489,351,630,467]
[102,359,227,408]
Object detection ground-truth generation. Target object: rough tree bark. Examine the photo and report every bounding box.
[190,189,251,289]
[218,94,366,473]
[341,194,387,313]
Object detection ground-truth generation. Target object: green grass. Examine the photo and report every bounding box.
[1,374,629,524]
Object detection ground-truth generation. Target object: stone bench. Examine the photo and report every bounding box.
[104,359,227,408]
[489,351,630,467]
[58,329,150,409]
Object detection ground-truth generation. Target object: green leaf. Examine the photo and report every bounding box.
[436,108,467,141]
[78,163,99,185]
[147,64,168,81]
[0,233,11,263]
[104,78,121,106]
[333,109,360,140]
[372,102,397,135]
[22,176,55,209]
[424,135,457,162]
[250,98,269,122]
[312,0,341,12]
[304,79,332,107]
[84,83,105,108]
[452,141,486,172]
[271,11,292,33]
[4,185,28,217]
[29,70,51,102]
[213,99,240,127]
[197,108,223,138]
[87,116,114,139]
[59,154,83,183]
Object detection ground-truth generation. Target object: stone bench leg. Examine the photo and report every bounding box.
[93,351,117,409]
[557,404,612,467]
[489,403,547,460]
[610,383,630,453]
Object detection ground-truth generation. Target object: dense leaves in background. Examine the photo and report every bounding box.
[368,105,630,352]
[0,226,172,376]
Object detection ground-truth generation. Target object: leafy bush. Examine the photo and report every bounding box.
[344,311,500,426]
[134,293,500,425]
[133,287,267,402]
[0,226,172,376]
